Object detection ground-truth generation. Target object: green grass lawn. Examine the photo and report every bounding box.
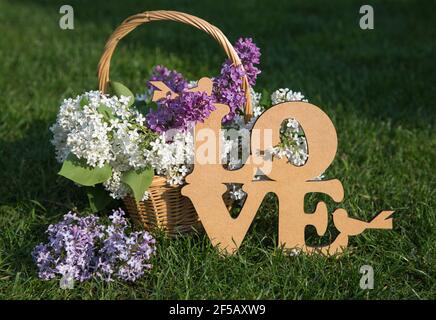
[0,0,435,299]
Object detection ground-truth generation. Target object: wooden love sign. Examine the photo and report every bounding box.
[151,77,394,255]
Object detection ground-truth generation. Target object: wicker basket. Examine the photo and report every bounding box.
[96,10,252,236]
[123,176,201,236]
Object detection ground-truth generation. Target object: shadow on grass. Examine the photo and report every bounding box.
[0,120,86,208]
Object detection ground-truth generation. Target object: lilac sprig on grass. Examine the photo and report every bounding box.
[32,209,156,282]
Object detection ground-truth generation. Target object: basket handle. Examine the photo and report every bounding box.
[98,10,253,118]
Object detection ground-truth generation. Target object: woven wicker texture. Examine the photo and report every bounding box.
[123,177,202,236]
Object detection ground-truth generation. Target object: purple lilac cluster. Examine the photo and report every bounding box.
[145,37,261,131]
[212,63,247,122]
[232,37,261,85]
[212,38,261,122]
[147,65,188,94]
[32,209,156,282]
[146,91,216,133]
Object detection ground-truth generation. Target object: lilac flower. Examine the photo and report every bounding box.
[144,37,261,128]
[212,63,247,122]
[146,91,215,133]
[32,209,156,283]
[233,37,261,85]
[147,65,187,95]
[212,37,261,122]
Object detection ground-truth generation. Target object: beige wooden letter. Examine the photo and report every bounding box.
[179,80,394,255]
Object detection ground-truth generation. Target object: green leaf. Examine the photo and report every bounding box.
[134,100,147,115]
[58,154,112,186]
[79,96,89,109]
[147,101,158,112]
[110,81,134,107]
[135,101,157,118]
[121,167,154,202]
[85,185,114,213]
[97,104,116,121]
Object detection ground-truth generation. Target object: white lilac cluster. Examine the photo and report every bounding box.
[102,170,131,200]
[51,91,115,168]
[51,91,194,200]
[144,131,194,185]
[51,91,147,168]
[250,88,264,118]
[228,184,247,201]
[273,118,308,166]
[269,88,309,166]
[271,88,308,105]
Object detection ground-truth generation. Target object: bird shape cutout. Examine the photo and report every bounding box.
[150,77,394,255]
